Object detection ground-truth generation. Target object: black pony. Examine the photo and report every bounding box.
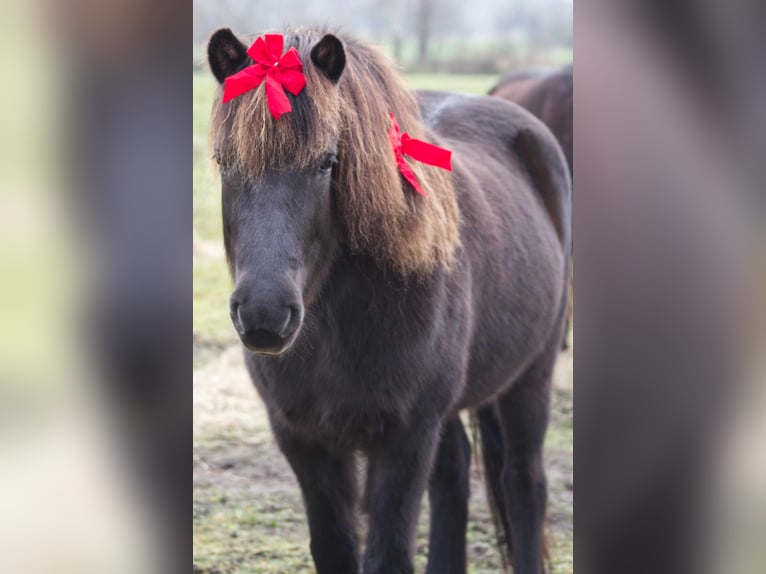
[207,27,571,574]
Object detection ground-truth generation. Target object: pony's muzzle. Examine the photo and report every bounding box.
[229,292,302,355]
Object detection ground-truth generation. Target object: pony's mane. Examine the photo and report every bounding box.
[209,27,459,276]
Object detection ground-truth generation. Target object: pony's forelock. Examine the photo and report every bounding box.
[210,30,342,175]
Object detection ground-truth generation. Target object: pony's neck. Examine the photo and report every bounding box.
[318,252,414,315]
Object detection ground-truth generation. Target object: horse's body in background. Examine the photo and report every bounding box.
[208,28,570,574]
[490,65,573,179]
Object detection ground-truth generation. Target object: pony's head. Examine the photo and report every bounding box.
[208,27,458,355]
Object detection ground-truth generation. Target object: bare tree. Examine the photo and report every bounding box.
[416,0,433,64]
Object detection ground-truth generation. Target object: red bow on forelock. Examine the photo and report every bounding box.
[388,112,452,197]
[222,34,306,120]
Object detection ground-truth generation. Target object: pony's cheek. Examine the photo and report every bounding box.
[299,237,334,304]
[305,240,323,274]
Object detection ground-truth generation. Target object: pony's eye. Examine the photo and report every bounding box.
[213,152,232,169]
[318,154,337,173]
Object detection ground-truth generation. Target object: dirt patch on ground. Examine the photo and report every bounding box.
[193,344,573,574]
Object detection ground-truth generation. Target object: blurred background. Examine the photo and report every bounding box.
[193,0,573,72]
[0,0,763,573]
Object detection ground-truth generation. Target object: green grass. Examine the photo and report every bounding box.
[383,38,572,73]
[194,486,313,574]
[193,256,233,344]
[402,73,499,94]
[193,71,231,344]
[194,72,221,244]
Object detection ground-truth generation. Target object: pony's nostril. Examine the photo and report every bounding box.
[279,304,301,337]
[229,297,245,335]
[278,305,293,337]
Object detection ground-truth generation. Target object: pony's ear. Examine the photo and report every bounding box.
[208,28,250,85]
[311,34,346,84]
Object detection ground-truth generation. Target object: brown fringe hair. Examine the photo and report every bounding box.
[209,27,460,276]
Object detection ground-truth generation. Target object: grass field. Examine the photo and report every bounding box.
[193,69,573,573]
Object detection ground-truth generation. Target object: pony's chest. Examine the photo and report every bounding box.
[249,344,421,447]
[277,394,407,449]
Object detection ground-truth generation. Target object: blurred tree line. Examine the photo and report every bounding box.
[193,0,572,72]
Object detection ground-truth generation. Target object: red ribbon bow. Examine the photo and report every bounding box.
[388,112,452,197]
[222,34,306,120]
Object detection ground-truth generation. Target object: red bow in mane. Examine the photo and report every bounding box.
[222,34,306,120]
[388,112,452,197]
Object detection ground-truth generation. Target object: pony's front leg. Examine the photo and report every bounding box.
[274,427,360,574]
[363,418,442,574]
